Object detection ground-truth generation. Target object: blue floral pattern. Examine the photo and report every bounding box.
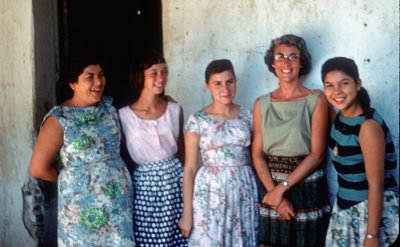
[326,191,399,247]
[45,96,134,246]
[185,108,258,247]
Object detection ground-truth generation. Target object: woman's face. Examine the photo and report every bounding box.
[323,70,361,116]
[143,63,168,95]
[206,70,236,105]
[272,44,301,81]
[70,64,106,107]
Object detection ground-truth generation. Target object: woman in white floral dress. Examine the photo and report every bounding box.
[179,59,258,246]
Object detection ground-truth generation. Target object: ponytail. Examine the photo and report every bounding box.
[358,87,372,119]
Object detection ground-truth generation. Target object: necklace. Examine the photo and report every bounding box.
[332,114,344,157]
[332,144,339,156]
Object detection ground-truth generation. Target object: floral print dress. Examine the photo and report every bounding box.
[185,107,258,247]
[45,96,134,246]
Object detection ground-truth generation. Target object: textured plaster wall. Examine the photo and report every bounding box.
[163,0,399,199]
[0,0,36,246]
[0,0,57,246]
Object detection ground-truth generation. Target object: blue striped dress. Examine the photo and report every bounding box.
[325,109,399,247]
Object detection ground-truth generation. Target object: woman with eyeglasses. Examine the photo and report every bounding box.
[252,34,331,246]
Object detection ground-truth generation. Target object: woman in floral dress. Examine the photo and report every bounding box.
[179,59,258,246]
[29,56,134,246]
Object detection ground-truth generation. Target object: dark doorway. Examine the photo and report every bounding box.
[38,2,162,246]
[58,0,163,108]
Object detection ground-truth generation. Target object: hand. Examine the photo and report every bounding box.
[263,185,285,208]
[363,236,379,247]
[178,214,192,238]
[276,198,295,220]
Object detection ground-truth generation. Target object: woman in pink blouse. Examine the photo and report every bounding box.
[118,49,187,246]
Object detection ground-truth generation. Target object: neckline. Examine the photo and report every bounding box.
[269,92,312,103]
[128,101,170,121]
[201,106,242,121]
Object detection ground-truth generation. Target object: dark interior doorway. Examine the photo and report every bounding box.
[58,0,163,108]
[38,2,162,246]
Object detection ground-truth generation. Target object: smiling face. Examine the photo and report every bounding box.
[142,63,168,95]
[69,64,106,107]
[271,44,301,82]
[206,70,236,105]
[323,69,362,116]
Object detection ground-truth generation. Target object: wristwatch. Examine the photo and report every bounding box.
[366,233,377,239]
[282,180,290,190]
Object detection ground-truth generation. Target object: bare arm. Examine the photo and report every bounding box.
[178,131,200,237]
[29,116,63,181]
[177,106,185,163]
[265,94,329,207]
[360,119,385,247]
[251,98,275,192]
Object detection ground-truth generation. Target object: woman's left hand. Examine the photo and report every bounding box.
[263,185,285,208]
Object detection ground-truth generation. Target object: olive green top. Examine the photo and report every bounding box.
[259,92,320,157]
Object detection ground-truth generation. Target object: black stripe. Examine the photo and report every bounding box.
[386,143,395,153]
[337,196,358,209]
[338,175,398,190]
[333,160,365,174]
[385,160,397,170]
[334,117,361,135]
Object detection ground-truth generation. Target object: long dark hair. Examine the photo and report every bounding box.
[128,49,166,103]
[321,56,372,118]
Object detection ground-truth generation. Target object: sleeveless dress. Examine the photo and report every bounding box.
[119,102,187,247]
[185,107,259,247]
[325,110,399,247]
[44,96,134,247]
[258,93,331,247]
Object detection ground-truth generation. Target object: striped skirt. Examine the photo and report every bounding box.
[258,155,331,247]
[133,155,187,246]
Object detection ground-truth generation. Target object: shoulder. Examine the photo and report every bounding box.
[102,96,114,106]
[118,105,131,121]
[240,106,252,117]
[359,118,384,144]
[167,101,181,111]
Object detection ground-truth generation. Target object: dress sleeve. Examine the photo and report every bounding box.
[184,113,200,135]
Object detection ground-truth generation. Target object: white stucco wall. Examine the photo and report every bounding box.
[163,0,399,199]
[0,0,57,246]
[0,0,36,246]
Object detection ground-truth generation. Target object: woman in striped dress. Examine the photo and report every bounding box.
[119,49,187,246]
[322,57,399,247]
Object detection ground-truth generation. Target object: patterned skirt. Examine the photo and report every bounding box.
[258,155,331,247]
[325,190,399,247]
[133,155,187,247]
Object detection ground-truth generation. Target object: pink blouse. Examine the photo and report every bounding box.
[119,102,180,164]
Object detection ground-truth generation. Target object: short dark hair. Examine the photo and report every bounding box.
[264,34,312,77]
[205,59,236,83]
[57,54,103,104]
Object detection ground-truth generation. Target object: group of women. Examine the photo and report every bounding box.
[29,34,398,247]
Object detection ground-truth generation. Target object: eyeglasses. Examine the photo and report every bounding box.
[274,54,300,61]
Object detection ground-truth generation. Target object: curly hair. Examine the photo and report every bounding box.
[264,34,312,77]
